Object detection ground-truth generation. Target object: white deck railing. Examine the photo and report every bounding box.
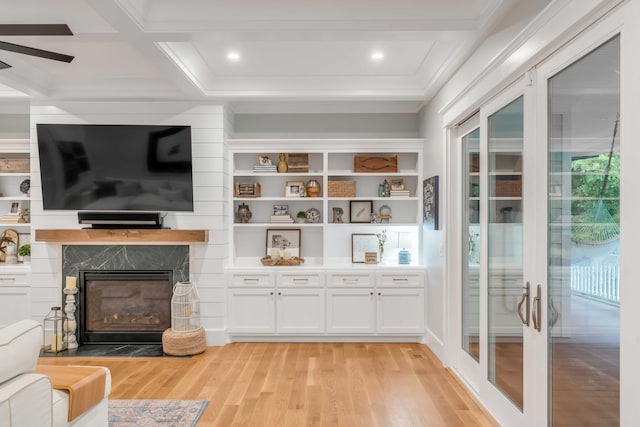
[571,264,620,305]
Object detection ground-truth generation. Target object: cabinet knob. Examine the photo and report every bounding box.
[278,292,282,296]
[269,291,274,295]
[370,292,373,296]
[378,292,382,296]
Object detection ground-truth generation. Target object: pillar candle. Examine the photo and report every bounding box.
[65,276,77,289]
[270,248,280,259]
[51,333,63,352]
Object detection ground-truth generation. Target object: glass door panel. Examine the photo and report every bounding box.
[547,35,620,426]
[487,96,524,409]
[462,127,480,361]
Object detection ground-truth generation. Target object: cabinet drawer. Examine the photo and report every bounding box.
[379,272,424,288]
[0,271,28,286]
[229,272,274,287]
[327,272,374,287]
[277,272,324,287]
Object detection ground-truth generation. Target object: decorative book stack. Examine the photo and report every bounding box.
[390,189,410,198]
[287,153,309,173]
[271,214,294,223]
[253,164,277,173]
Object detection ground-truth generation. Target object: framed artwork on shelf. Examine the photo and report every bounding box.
[8,201,21,216]
[423,175,439,230]
[351,233,379,263]
[266,228,301,259]
[285,181,304,197]
[258,154,272,166]
[390,178,405,191]
[349,200,373,223]
[273,204,289,215]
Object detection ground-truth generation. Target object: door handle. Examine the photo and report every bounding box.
[532,284,542,332]
[517,282,530,326]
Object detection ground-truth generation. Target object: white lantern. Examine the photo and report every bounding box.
[171,281,200,332]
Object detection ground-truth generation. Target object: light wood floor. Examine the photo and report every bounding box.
[38,342,498,427]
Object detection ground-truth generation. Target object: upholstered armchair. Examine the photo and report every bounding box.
[0,319,111,426]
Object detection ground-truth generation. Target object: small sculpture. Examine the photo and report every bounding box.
[332,207,344,223]
[277,153,288,173]
[235,203,252,223]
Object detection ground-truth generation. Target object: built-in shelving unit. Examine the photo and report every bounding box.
[226,139,427,339]
[228,139,424,268]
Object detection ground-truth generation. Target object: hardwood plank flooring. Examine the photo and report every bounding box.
[38,343,498,427]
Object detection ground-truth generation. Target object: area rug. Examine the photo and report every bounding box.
[109,399,208,426]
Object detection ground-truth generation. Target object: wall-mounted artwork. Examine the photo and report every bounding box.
[423,175,439,230]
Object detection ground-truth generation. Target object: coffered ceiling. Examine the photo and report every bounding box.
[0,0,517,111]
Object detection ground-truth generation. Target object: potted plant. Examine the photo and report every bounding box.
[296,211,307,223]
[18,244,30,263]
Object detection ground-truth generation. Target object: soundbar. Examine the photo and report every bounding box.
[78,212,163,229]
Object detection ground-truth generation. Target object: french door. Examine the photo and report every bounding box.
[455,29,621,427]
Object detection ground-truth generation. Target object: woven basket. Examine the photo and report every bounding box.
[260,256,304,266]
[162,327,206,356]
[328,181,356,197]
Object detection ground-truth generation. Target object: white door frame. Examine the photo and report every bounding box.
[445,3,631,425]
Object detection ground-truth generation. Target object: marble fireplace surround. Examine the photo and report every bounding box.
[61,245,190,344]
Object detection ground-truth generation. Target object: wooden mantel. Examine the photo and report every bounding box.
[35,229,209,243]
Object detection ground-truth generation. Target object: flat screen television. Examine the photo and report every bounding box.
[36,124,194,212]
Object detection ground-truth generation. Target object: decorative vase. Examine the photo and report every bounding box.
[306,179,321,197]
[235,203,252,223]
[277,153,288,173]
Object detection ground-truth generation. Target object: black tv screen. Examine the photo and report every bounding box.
[36,124,194,212]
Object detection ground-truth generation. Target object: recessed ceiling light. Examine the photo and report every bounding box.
[227,51,241,62]
[371,51,384,61]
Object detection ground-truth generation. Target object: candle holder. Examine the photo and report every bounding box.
[63,287,79,349]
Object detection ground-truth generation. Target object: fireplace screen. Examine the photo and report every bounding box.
[80,271,172,343]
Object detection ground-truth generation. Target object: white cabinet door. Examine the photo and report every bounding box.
[276,288,325,334]
[326,288,375,333]
[376,288,424,334]
[228,288,275,334]
[0,286,30,328]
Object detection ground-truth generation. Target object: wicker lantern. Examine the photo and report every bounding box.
[171,281,201,332]
[162,281,206,356]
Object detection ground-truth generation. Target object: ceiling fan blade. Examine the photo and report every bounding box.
[0,41,74,63]
[0,24,73,36]
[0,59,10,70]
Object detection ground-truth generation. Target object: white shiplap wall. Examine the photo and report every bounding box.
[29,101,229,345]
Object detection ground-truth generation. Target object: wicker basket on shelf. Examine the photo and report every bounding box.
[260,256,305,266]
[327,181,356,197]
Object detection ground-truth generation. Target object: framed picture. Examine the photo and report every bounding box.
[349,200,373,223]
[258,154,272,166]
[266,228,301,259]
[8,201,21,216]
[285,181,304,197]
[352,233,379,263]
[390,178,405,191]
[273,204,289,215]
[423,175,439,230]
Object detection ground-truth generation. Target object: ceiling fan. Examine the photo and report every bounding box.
[0,24,74,70]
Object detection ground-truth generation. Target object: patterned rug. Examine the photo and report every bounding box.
[109,399,208,426]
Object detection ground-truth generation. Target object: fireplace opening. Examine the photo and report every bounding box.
[79,270,173,344]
